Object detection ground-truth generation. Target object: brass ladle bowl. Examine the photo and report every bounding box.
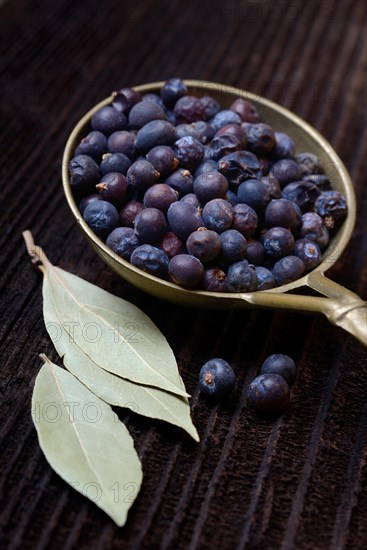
[62,81,367,347]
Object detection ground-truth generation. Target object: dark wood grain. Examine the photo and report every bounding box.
[1,1,367,548]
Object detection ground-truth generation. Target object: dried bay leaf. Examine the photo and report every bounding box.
[43,276,199,441]
[32,355,143,526]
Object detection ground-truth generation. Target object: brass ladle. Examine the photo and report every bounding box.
[62,81,367,347]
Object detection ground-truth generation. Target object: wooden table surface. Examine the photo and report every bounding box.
[1,1,367,548]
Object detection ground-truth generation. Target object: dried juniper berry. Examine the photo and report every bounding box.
[294,239,321,271]
[111,87,141,113]
[314,190,347,229]
[146,145,179,176]
[160,78,188,107]
[300,212,329,248]
[244,123,275,155]
[272,132,296,159]
[173,95,205,123]
[96,172,128,207]
[165,168,194,196]
[79,193,102,214]
[83,200,119,239]
[106,227,140,261]
[75,131,107,160]
[255,266,275,290]
[232,203,258,237]
[202,267,227,292]
[100,152,132,176]
[199,359,235,400]
[263,227,295,258]
[143,183,178,213]
[261,175,282,199]
[157,231,185,258]
[130,244,169,277]
[210,110,242,130]
[261,354,297,385]
[264,198,299,229]
[302,174,330,191]
[141,93,165,107]
[227,260,257,292]
[91,106,127,135]
[270,159,301,188]
[226,190,240,206]
[69,154,101,191]
[168,254,204,287]
[128,100,166,129]
[193,172,228,204]
[202,199,234,233]
[119,200,144,227]
[107,131,136,159]
[229,98,260,123]
[136,120,176,153]
[237,179,270,212]
[200,95,221,119]
[127,159,160,193]
[247,374,290,414]
[173,136,204,171]
[296,152,322,176]
[246,239,265,265]
[186,228,221,262]
[175,121,215,144]
[215,123,247,147]
[194,160,218,177]
[282,180,321,212]
[207,134,241,161]
[272,255,305,285]
[167,201,203,240]
[218,151,261,187]
[219,229,247,264]
[180,193,201,208]
[134,207,167,244]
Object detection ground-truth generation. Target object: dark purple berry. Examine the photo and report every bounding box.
[199,358,235,400]
[107,131,136,159]
[226,190,240,206]
[75,131,107,160]
[96,172,128,207]
[230,98,260,123]
[134,207,166,244]
[180,193,201,208]
[167,201,203,240]
[202,267,227,292]
[111,87,141,113]
[106,227,140,260]
[261,175,282,199]
[264,198,299,229]
[282,180,321,212]
[202,199,234,233]
[261,354,297,385]
[186,228,221,262]
[237,179,270,212]
[119,200,144,227]
[175,121,215,144]
[255,266,275,290]
[214,123,247,147]
[194,160,218,177]
[127,159,160,193]
[128,100,166,129]
[91,106,127,135]
[296,152,322,176]
[294,239,321,271]
[193,172,228,204]
[100,152,131,176]
[157,232,185,258]
[244,123,275,155]
[211,110,241,130]
[173,136,204,171]
[165,168,194,196]
[173,95,205,123]
[314,190,347,229]
[247,374,290,414]
[69,154,101,191]
[146,145,179,176]
[272,255,305,285]
[130,244,169,277]
[272,132,296,159]
[218,150,261,187]
[302,174,330,190]
[200,95,221,119]
[233,203,258,237]
[227,260,257,292]
[161,78,188,107]
[270,159,301,188]
[136,120,176,153]
[83,200,119,239]
[207,134,241,160]
[300,212,329,248]
[142,93,165,107]
[246,239,265,265]
[263,227,295,258]
[143,183,178,213]
[219,229,247,263]
[169,254,204,287]
[79,193,102,214]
